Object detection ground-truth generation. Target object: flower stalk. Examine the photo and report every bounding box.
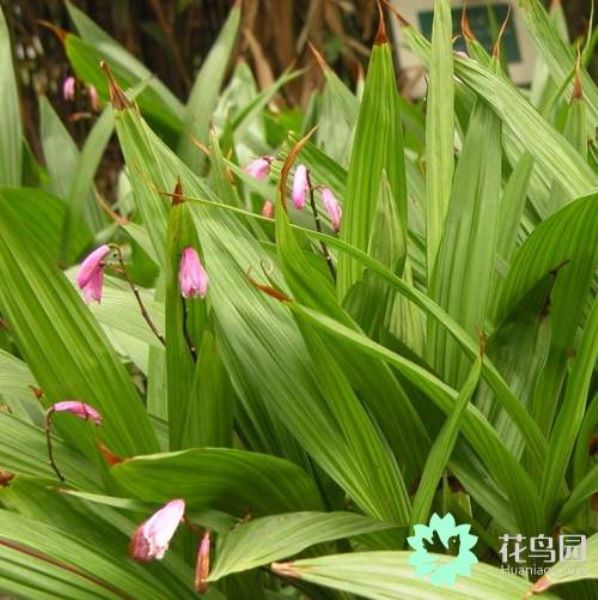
[306,170,336,281]
[109,244,166,347]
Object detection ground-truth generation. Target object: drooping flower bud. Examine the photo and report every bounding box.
[62,76,76,102]
[321,188,342,232]
[88,84,100,112]
[129,499,186,562]
[244,156,273,180]
[194,530,211,593]
[179,247,209,299]
[50,400,102,426]
[76,245,111,303]
[261,200,274,218]
[292,164,309,209]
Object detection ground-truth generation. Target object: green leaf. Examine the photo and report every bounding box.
[525,533,598,594]
[496,193,598,355]
[0,192,158,459]
[61,107,114,260]
[0,495,195,600]
[65,1,183,127]
[272,551,559,599]
[0,5,22,186]
[0,542,119,600]
[518,0,598,131]
[286,301,546,535]
[178,2,241,171]
[314,49,358,165]
[1,187,91,262]
[187,330,234,448]
[401,23,596,198]
[209,511,394,581]
[411,357,482,527]
[111,448,323,517]
[0,349,39,420]
[338,30,407,298]
[496,153,534,263]
[428,94,502,387]
[0,412,100,490]
[541,297,598,519]
[275,171,428,483]
[558,465,598,524]
[425,0,455,276]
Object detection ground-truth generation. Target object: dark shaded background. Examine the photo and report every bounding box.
[2,0,594,191]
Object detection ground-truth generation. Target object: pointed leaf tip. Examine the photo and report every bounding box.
[307,41,328,73]
[461,6,475,41]
[529,575,552,595]
[38,19,68,44]
[572,47,583,101]
[492,6,511,60]
[271,562,298,578]
[278,125,318,209]
[375,0,388,44]
[171,177,185,205]
[0,471,14,487]
[100,61,131,110]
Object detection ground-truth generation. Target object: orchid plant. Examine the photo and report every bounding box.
[0,1,596,599]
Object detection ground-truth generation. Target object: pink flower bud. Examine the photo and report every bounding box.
[292,164,309,209]
[88,84,100,112]
[130,499,186,562]
[321,188,342,232]
[194,530,211,593]
[179,247,209,299]
[62,76,76,102]
[51,400,102,426]
[261,200,274,218]
[244,156,273,180]
[76,245,111,303]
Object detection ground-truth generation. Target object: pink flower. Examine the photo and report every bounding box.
[130,499,186,562]
[51,400,102,426]
[179,247,209,299]
[76,245,111,303]
[292,164,309,209]
[194,530,211,593]
[261,200,274,218]
[62,76,76,102]
[321,188,342,232]
[244,156,273,180]
[88,84,100,111]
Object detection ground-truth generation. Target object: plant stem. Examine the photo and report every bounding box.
[43,409,65,482]
[306,172,336,282]
[110,245,166,347]
[181,296,197,361]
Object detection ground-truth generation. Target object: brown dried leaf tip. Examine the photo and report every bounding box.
[171,177,185,206]
[97,442,125,467]
[100,61,131,110]
[527,574,552,596]
[246,269,291,303]
[0,470,15,487]
[572,46,583,101]
[29,385,45,399]
[375,0,388,44]
[38,20,68,44]
[492,6,511,60]
[271,561,298,578]
[461,6,475,41]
